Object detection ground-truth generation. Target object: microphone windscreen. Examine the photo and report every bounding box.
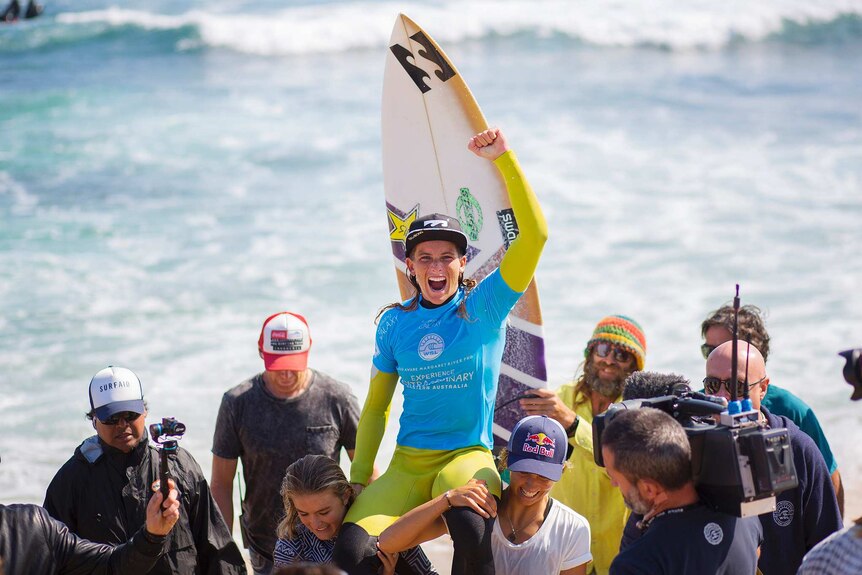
[623,372,691,400]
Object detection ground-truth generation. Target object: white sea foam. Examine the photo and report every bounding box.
[3,0,861,510]
[0,172,39,212]
[52,0,862,55]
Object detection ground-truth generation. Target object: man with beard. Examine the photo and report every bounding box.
[602,409,762,575]
[521,315,646,575]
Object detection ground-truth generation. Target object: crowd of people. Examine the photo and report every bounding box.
[0,128,858,575]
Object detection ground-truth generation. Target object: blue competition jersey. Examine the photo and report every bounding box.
[373,269,522,451]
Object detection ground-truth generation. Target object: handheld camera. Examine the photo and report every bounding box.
[149,417,186,500]
[593,286,798,517]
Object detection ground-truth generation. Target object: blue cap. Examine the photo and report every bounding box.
[506,415,567,481]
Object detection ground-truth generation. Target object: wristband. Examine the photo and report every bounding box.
[565,415,580,438]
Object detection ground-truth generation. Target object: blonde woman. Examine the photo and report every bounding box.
[379,417,591,575]
[274,455,437,575]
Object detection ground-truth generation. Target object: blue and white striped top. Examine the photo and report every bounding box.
[273,523,438,574]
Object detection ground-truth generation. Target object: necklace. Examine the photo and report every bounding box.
[502,509,533,543]
[501,496,553,543]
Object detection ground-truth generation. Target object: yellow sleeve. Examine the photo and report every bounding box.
[496,150,548,293]
[349,369,398,485]
[556,383,594,456]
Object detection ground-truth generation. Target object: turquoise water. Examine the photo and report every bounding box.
[2,0,861,504]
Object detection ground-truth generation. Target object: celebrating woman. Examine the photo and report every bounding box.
[333,128,547,575]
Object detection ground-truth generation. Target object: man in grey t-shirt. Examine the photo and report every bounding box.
[211,312,362,575]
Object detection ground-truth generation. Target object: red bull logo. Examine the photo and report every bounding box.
[522,432,556,457]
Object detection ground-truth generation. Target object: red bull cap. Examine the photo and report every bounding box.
[506,415,567,481]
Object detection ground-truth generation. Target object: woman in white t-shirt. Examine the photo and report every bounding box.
[378,416,591,575]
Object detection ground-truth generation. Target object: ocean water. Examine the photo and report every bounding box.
[2,0,861,508]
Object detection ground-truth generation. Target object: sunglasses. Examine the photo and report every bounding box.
[700,343,717,360]
[703,376,767,396]
[593,342,633,364]
[99,411,142,426]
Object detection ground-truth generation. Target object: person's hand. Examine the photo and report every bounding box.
[145,478,180,537]
[468,128,509,161]
[445,479,497,518]
[351,482,365,497]
[519,388,577,429]
[376,545,399,575]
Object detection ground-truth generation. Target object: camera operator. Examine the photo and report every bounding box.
[706,342,841,574]
[42,366,245,574]
[701,304,844,516]
[797,348,862,574]
[519,315,646,575]
[1,476,180,574]
[602,408,762,574]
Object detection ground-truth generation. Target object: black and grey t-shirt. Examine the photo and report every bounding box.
[211,370,360,559]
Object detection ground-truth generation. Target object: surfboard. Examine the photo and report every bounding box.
[382,13,547,446]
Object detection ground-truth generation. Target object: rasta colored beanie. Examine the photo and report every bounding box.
[584,315,647,370]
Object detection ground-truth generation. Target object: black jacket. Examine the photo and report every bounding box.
[0,503,166,574]
[43,436,245,575]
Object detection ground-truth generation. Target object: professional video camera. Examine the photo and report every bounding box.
[149,417,186,500]
[839,348,862,400]
[593,287,798,518]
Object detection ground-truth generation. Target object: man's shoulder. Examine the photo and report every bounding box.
[2,503,52,526]
[763,384,814,417]
[767,410,829,485]
[309,370,354,396]
[800,525,862,573]
[774,411,821,456]
[53,437,103,476]
[222,374,262,400]
[173,445,205,476]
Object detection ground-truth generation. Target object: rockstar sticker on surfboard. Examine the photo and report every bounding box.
[382,13,547,445]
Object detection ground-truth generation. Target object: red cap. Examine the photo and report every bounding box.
[258,312,312,371]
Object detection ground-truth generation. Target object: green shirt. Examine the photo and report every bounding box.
[762,384,838,474]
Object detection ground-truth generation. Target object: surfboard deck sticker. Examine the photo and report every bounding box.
[382,13,547,446]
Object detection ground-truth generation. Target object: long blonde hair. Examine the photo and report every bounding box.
[276,455,355,540]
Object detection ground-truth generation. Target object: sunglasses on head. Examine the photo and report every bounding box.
[700,343,717,360]
[99,411,142,426]
[593,342,633,364]
[703,375,767,396]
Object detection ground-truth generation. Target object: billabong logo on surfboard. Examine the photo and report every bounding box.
[456,188,483,241]
[390,31,456,94]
